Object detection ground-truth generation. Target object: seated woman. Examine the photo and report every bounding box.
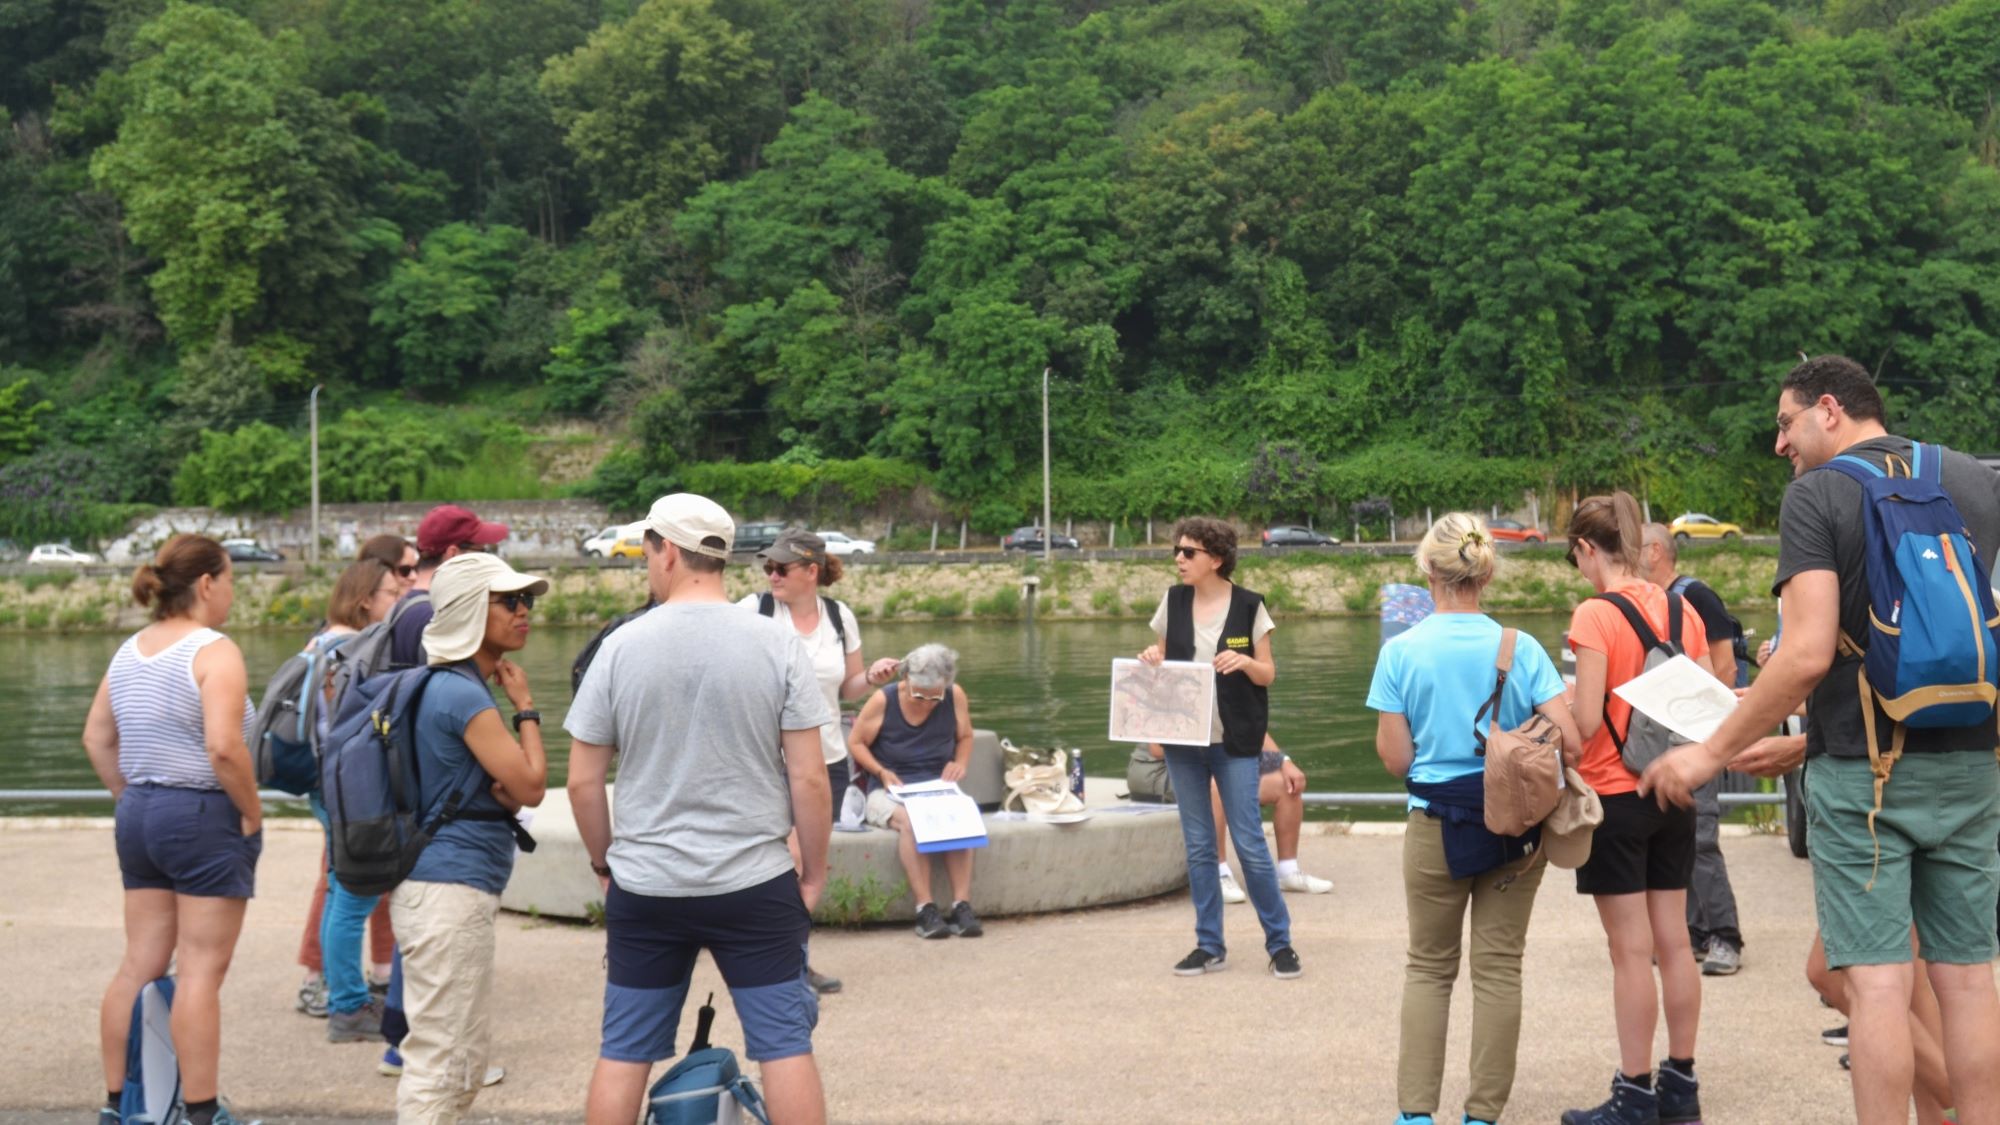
[847,644,980,940]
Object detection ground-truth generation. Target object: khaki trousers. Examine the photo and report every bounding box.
[389,881,499,1125]
[1398,810,1547,1121]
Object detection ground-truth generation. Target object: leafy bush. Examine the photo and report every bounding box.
[172,423,309,512]
[320,408,468,503]
[370,223,532,389]
[971,587,1020,617]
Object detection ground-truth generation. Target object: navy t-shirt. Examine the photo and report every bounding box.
[408,663,515,893]
[388,590,433,671]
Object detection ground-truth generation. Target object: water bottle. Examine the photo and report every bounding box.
[1068,747,1086,800]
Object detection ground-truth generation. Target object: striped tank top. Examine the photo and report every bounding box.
[106,627,255,789]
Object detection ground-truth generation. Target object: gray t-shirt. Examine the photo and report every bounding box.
[563,602,831,896]
[1774,435,2000,759]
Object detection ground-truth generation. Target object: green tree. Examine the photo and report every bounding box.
[544,272,650,412]
[370,222,531,389]
[0,374,54,463]
[171,422,309,512]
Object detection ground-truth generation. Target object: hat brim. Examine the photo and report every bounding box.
[758,544,807,564]
[490,572,549,596]
[1541,829,1593,870]
[465,519,509,546]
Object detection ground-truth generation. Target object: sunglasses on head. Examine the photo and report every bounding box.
[491,591,535,613]
[1173,545,1208,560]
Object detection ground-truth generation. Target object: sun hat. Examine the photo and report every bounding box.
[759,529,824,566]
[416,504,509,558]
[644,493,734,559]
[1540,764,1603,869]
[422,554,549,665]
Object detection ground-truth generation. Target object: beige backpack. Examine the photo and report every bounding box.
[1475,629,1566,837]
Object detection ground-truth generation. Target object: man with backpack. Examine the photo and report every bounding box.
[1643,355,2000,1125]
[565,493,832,1125]
[1639,523,1747,978]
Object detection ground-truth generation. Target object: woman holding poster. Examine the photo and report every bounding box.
[1137,517,1299,981]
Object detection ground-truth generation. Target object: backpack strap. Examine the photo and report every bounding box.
[822,595,848,649]
[1594,591,1676,750]
[1472,628,1518,756]
[758,592,775,617]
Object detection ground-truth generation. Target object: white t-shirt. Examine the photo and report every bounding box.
[1149,589,1275,744]
[736,593,861,764]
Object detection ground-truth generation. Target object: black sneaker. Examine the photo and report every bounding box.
[914,902,950,939]
[1839,1052,1850,1071]
[1268,946,1302,979]
[1657,1059,1700,1124]
[947,900,983,937]
[1559,1072,1658,1125]
[1172,948,1226,976]
[807,967,842,994]
[1820,1023,1849,1047]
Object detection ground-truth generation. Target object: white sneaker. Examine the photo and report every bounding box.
[1218,871,1247,904]
[1279,871,1332,894]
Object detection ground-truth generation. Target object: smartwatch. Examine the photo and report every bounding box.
[513,709,541,732]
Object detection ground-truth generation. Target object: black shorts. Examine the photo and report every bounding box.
[1575,792,1695,896]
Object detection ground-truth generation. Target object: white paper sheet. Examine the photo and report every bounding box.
[887,781,987,850]
[1611,654,1739,743]
[1108,658,1216,744]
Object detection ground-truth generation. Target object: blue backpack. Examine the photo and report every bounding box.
[648,994,770,1125]
[249,633,354,796]
[320,662,534,898]
[1816,443,2000,839]
[119,977,178,1124]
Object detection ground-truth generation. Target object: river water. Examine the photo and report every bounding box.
[3,609,1774,816]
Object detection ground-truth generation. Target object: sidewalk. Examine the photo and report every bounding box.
[3,824,1875,1122]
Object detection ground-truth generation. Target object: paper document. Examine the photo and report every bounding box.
[887,781,988,853]
[1108,658,1215,744]
[1612,654,1740,744]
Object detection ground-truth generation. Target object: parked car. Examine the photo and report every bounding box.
[1002,526,1080,551]
[28,543,97,566]
[220,538,283,563]
[581,522,646,559]
[733,521,788,554]
[815,530,876,556]
[1262,525,1339,548]
[1670,513,1742,542]
[1486,518,1545,543]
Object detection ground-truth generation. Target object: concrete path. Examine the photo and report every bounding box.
[0,822,1907,1122]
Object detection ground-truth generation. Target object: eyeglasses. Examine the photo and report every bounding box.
[1776,401,1828,435]
[1173,545,1208,560]
[762,561,796,577]
[490,592,536,613]
[907,688,946,703]
[1565,540,1581,569]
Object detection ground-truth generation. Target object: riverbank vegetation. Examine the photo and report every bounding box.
[6,0,1997,545]
[0,542,1780,634]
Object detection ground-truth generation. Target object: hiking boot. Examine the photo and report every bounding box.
[378,1047,403,1077]
[1820,1024,1849,1047]
[1559,1073,1660,1125]
[294,974,328,1018]
[326,998,384,1043]
[1690,939,1707,963]
[99,1107,120,1124]
[1701,940,1741,976]
[807,967,842,994]
[914,902,950,939]
[1219,870,1247,904]
[1279,870,1332,894]
[368,975,390,1003]
[1269,946,1303,979]
[948,900,983,937]
[1657,1061,1700,1124]
[1172,948,1226,976]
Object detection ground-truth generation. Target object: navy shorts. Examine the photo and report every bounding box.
[114,784,261,898]
[601,872,816,1064]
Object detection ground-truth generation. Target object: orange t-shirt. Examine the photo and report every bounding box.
[1567,580,1711,795]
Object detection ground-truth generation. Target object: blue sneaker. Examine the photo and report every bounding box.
[379,1047,403,1076]
[1394,1115,1435,1125]
[1561,1072,1660,1125]
[1657,1061,1701,1124]
[1463,1119,1497,1125]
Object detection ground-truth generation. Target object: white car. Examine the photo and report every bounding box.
[581,521,647,559]
[29,543,97,565]
[815,530,876,556]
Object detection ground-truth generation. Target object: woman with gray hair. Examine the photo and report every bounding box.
[848,644,981,939]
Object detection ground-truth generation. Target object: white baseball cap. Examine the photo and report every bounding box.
[644,493,734,560]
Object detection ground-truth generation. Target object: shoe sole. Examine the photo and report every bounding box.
[915,927,949,939]
[1270,965,1302,980]
[377,1063,402,1077]
[1173,960,1226,977]
[327,1025,383,1043]
[949,925,983,937]
[1821,1035,1849,1047]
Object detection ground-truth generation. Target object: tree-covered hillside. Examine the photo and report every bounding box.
[3,0,1998,540]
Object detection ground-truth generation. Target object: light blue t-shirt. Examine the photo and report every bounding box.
[408,664,513,894]
[1365,613,1565,811]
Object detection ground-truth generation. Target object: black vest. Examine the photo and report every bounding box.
[1163,583,1269,757]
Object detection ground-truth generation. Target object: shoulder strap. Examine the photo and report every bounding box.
[1595,591,1663,652]
[1665,587,1683,647]
[822,595,848,648]
[1667,575,1694,598]
[386,590,429,629]
[758,592,775,617]
[1821,453,1886,483]
[1472,628,1518,755]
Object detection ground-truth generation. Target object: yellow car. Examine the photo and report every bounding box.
[583,521,648,559]
[1669,513,1742,542]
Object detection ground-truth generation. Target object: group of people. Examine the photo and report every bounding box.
[78,353,2000,1124]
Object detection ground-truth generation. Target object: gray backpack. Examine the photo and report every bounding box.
[325,592,428,722]
[1596,590,1690,773]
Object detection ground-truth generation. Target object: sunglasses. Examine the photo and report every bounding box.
[490,592,536,613]
[1173,545,1209,560]
[762,561,797,576]
[907,688,946,703]
[394,564,417,579]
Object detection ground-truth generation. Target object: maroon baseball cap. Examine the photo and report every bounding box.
[416,505,509,558]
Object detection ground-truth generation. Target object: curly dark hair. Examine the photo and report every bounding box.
[1172,517,1239,579]
[1782,354,1886,425]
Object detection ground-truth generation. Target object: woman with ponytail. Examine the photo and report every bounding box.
[81,535,261,1125]
[1559,492,1712,1125]
[1367,514,1580,1125]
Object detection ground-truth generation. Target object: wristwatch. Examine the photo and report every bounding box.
[591,862,612,878]
[512,709,541,732]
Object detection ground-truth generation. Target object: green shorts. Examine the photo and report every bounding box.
[1807,752,2000,969]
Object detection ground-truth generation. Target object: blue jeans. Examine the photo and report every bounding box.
[1164,744,1292,957]
[310,793,383,1015]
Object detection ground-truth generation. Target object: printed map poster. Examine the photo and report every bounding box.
[1108,658,1214,744]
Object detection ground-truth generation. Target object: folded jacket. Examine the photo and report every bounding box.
[1406,773,1540,880]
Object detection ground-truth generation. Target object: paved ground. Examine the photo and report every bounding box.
[0,821,1903,1123]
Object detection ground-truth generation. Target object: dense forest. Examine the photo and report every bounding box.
[2,0,1998,544]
